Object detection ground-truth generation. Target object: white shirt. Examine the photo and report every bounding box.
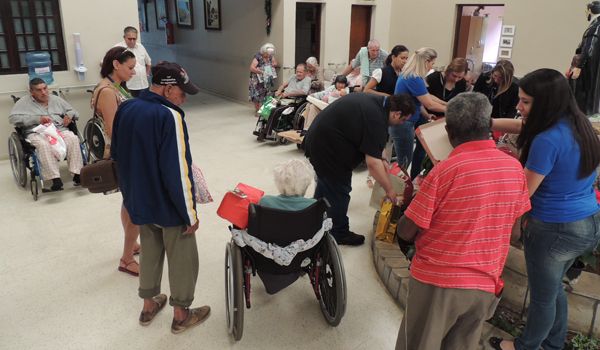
[114,41,152,90]
[371,68,383,83]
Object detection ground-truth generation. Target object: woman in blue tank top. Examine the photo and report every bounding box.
[489,69,600,350]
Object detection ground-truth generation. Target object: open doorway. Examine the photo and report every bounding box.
[348,5,372,63]
[295,3,321,66]
[453,5,505,75]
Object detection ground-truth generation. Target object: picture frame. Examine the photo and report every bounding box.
[501,25,515,36]
[155,0,169,30]
[500,36,513,48]
[176,0,194,28]
[138,1,148,32]
[204,0,221,30]
[498,48,512,59]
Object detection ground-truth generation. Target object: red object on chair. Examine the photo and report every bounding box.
[217,183,264,229]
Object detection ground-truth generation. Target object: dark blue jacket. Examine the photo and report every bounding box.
[111,90,197,227]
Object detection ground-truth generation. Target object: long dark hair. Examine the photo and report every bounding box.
[385,45,409,66]
[517,68,600,178]
[100,47,136,78]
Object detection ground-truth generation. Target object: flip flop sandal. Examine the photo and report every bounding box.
[133,246,141,255]
[118,258,139,276]
[139,294,168,326]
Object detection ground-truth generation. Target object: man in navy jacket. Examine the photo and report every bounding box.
[112,61,210,334]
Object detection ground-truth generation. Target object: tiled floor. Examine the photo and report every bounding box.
[0,92,402,350]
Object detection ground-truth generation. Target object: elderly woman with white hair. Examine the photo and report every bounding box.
[249,42,279,113]
[259,159,316,211]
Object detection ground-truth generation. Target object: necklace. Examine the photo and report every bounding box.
[107,75,132,99]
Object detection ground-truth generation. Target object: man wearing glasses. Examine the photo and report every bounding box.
[115,26,152,97]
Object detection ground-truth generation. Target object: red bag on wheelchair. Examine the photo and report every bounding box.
[217,183,264,229]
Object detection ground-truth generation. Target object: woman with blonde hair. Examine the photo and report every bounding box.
[391,47,447,178]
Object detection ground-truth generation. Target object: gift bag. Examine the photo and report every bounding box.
[369,163,414,209]
[217,183,264,229]
[32,123,66,160]
[191,163,213,204]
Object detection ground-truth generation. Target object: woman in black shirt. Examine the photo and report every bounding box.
[473,59,519,119]
[426,57,468,117]
[363,45,409,96]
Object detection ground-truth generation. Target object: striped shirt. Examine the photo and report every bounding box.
[405,140,530,294]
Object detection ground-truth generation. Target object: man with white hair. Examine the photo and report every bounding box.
[341,39,388,86]
[114,26,151,97]
[394,92,530,350]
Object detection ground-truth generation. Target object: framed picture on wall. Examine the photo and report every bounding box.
[501,25,515,36]
[498,48,512,59]
[176,0,194,28]
[138,1,148,32]
[204,0,221,30]
[155,0,169,30]
[500,36,513,48]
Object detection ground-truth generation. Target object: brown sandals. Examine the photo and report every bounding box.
[139,294,168,326]
[118,258,139,276]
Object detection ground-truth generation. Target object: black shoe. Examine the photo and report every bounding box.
[334,231,365,246]
[50,178,63,191]
[73,174,81,186]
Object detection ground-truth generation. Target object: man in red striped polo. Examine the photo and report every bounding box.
[394,92,531,350]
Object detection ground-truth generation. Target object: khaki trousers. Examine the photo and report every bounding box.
[395,277,500,350]
[138,224,199,308]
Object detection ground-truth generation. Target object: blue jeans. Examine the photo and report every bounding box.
[389,121,415,171]
[389,118,427,178]
[515,212,600,350]
[314,175,352,238]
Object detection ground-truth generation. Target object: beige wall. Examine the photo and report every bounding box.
[0,0,139,159]
[390,0,589,78]
[281,0,392,80]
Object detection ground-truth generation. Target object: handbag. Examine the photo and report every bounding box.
[216,183,264,229]
[80,159,119,194]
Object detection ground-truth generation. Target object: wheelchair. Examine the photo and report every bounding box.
[8,94,89,200]
[83,89,108,162]
[224,199,347,340]
[253,96,309,144]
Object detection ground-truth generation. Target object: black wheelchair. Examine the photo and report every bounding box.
[253,96,309,144]
[224,199,346,340]
[8,94,89,200]
[83,89,108,162]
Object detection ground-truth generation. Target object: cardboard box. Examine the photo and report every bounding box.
[415,118,454,164]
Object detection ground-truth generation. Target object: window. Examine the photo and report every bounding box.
[0,0,67,75]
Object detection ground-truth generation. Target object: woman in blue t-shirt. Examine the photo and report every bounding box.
[489,69,600,350]
[391,47,446,177]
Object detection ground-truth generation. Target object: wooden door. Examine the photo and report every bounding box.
[295,3,322,65]
[348,5,371,63]
[454,15,484,73]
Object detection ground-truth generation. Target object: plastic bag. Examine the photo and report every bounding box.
[32,123,67,160]
[258,96,277,120]
[191,163,213,204]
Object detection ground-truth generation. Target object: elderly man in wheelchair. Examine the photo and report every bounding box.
[254,63,311,142]
[224,159,346,340]
[9,78,83,193]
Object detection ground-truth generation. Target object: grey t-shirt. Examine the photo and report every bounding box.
[9,94,78,133]
[284,75,311,95]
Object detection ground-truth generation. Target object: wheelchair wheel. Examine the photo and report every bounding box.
[317,233,347,326]
[225,242,244,341]
[30,177,39,201]
[84,118,107,162]
[292,101,309,130]
[8,133,27,188]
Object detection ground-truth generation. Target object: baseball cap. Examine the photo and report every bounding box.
[151,61,200,95]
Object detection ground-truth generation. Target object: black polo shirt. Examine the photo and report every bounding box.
[304,93,389,181]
